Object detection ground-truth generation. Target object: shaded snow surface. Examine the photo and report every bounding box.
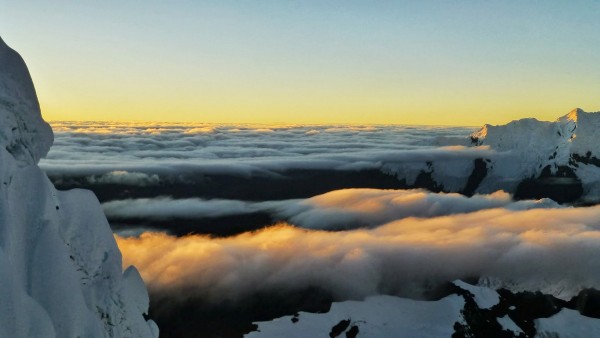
[248,281,600,338]
[453,279,500,309]
[535,309,600,338]
[0,37,158,337]
[246,294,465,338]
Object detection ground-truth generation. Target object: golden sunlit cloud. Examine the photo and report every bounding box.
[117,205,600,303]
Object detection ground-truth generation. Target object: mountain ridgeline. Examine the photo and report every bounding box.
[466,108,600,203]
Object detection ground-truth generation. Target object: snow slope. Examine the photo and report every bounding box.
[246,294,466,338]
[535,309,600,338]
[471,108,600,196]
[383,108,600,203]
[248,280,600,338]
[0,37,158,337]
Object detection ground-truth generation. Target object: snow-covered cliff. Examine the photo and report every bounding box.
[380,108,600,203]
[473,108,600,165]
[0,37,158,337]
[471,108,600,201]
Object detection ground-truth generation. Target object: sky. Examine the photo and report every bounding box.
[1,1,599,125]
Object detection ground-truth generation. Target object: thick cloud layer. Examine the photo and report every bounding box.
[116,204,600,303]
[86,171,160,186]
[44,121,600,203]
[103,189,559,229]
[104,197,262,220]
[41,122,483,181]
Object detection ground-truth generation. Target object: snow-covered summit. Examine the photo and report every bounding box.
[560,108,600,158]
[0,37,157,337]
[472,108,600,165]
[462,108,600,201]
[0,37,52,164]
[377,108,600,203]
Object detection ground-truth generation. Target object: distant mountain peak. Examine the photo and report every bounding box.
[560,107,586,123]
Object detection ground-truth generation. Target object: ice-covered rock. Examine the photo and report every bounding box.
[471,108,600,202]
[0,37,52,165]
[471,108,587,176]
[247,280,600,337]
[402,108,600,203]
[0,37,157,337]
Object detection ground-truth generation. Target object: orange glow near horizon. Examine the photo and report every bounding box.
[37,83,599,126]
[3,2,598,126]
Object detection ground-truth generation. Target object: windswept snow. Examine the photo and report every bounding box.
[0,37,52,164]
[0,37,157,337]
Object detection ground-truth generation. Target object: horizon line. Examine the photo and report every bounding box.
[46,120,481,128]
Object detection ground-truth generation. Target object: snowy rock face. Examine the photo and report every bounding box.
[0,37,52,165]
[248,281,600,338]
[471,109,600,202]
[0,38,158,337]
[396,108,600,203]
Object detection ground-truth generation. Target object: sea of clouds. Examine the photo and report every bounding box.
[103,189,559,229]
[42,122,484,182]
[45,122,600,309]
[117,204,600,302]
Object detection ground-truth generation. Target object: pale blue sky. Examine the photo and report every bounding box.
[1,1,599,124]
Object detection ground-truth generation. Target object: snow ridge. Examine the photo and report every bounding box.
[0,37,52,164]
[0,37,157,337]
[470,108,600,200]
[471,108,600,171]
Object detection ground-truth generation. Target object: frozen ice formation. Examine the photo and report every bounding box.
[0,37,158,337]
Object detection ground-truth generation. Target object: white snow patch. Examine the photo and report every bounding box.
[0,37,53,164]
[535,308,600,337]
[246,294,465,338]
[497,315,523,335]
[453,280,500,309]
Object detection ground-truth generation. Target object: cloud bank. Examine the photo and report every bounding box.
[42,122,483,182]
[269,189,559,229]
[44,121,600,203]
[103,189,559,230]
[86,171,160,186]
[116,204,600,303]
